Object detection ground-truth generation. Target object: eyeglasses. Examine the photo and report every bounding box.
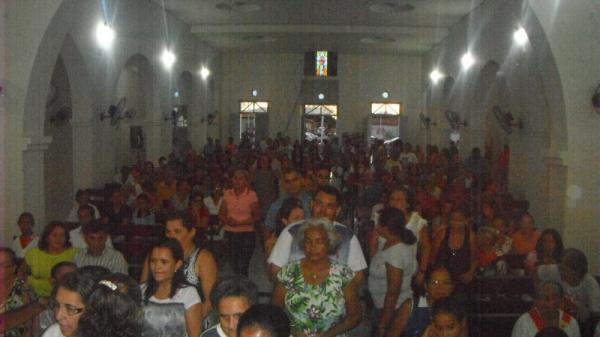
[48,300,84,316]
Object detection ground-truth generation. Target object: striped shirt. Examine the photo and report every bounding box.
[75,247,128,274]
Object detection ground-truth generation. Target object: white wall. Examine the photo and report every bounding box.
[219,52,422,141]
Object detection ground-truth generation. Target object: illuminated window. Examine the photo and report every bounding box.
[371,102,401,115]
[304,104,338,118]
[315,51,328,77]
[240,101,269,113]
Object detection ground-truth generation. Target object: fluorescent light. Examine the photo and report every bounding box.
[161,49,176,69]
[461,52,475,70]
[95,22,115,50]
[429,69,443,84]
[513,27,529,46]
[200,67,210,80]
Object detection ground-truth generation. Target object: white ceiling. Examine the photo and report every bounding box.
[155,0,485,54]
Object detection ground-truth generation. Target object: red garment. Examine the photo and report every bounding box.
[20,235,34,249]
[478,250,498,267]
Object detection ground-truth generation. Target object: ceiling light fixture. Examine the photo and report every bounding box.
[460,52,475,70]
[161,49,176,69]
[317,93,325,101]
[382,91,389,99]
[513,27,529,46]
[95,21,115,50]
[251,89,258,97]
[430,69,443,84]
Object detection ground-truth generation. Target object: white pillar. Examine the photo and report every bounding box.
[22,136,53,227]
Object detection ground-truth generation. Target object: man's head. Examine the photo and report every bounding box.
[314,166,331,187]
[210,276,258,337]
[281,168,303,197]
[311,185,342,221]
[78,205,95,225]
[82,221,109,255]
[110,190,125,207]
[559,248,587,287]
[75,189,91,206]
[534,281,563,319]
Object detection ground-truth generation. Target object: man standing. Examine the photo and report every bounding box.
[264,168,312,233]
[267,185,367,282]
[201,276,258,337]
[74,221,128,274]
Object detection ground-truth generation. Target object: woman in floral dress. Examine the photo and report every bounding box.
[272,218,361,337]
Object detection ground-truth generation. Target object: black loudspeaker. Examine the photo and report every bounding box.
[130,126,144,149]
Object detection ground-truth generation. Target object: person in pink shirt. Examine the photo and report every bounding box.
[219,170,261,276]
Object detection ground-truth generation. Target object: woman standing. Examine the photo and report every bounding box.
[24,222,78,297]
[0,248,43,337]
[142,239,203,337]
[219,170,261,276]
[142,212,217,320]
[368,207,417,337]
[272,218,361,337]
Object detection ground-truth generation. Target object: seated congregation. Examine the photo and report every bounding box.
[2,134,599,337]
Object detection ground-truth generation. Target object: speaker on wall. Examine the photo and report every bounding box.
[130,126,144,149]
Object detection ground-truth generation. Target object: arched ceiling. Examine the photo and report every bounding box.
[153,0,485,54]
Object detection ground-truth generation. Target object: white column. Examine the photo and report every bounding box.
[22,136,53,227]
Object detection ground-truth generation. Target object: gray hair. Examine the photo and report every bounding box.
[297,218,341,255]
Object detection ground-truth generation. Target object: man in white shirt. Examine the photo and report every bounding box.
[201,276,257,337]
[511,281,580,337]
[70,205,112,249]
[65,189,100,223]
[74,222,127,274]
[268,185,367,282]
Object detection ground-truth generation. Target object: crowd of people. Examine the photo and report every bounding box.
[1,133,599,337]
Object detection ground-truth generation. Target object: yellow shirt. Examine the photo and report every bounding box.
[25,247,77,297]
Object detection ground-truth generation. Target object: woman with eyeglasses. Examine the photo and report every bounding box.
[42,270,97,337]
[141,238,203,337]
[0,247,44,337]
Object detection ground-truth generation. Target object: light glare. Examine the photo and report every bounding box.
[429,69,443,83]
[200,67,211,80]
[161,49,176,69]
[461,52,475,70]
[95,22,115,50]
[513,27,529,46]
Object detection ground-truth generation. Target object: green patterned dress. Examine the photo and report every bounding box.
[277,260,355,337]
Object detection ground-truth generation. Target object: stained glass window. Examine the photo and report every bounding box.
[315,51,328,77]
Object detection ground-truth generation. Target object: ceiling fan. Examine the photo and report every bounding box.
[100,97,136,126]
[418,113,436,129]
[444,110,468,130]
[493,105,522,133]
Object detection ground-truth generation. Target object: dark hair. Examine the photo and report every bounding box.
[425,266,453,284]
[136,193,150,203]
[52,270,97,301]
[237,304,290,337]
[39,222,72,251]
[378,207,416,245]
[78,273,143,337]
[534,327,568,337]
[314,185,342,205]
[431,296,467,323]
[165,211,194,231]
[78,265,111,281]
[561,248,588,277]
[78,204,96,217]
[210,276,258,310]
[535,281,564,301]
[75,189,89,199]
[18,212,34,226]
[50,261,77,279]
[82,220,108,235]
[144,239,189,304]
[0,247,18,272]
[536,229,564,263]
[275,197,304,235]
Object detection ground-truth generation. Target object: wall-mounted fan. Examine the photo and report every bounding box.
[100,97,135,126]
[444,110,467,130]
[493,105,522,133]
[418,113,436,129]
[201,111,217,125]
[592,84,600,114]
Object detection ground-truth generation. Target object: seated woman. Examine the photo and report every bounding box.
[264,197,305,258]
[368,207,417,337]
[42,270,98,337]
[511,213,541,256]
[387,266,455,337]
[0,247,44,337]
[421,296,468,337]
[78,273,142,337]
[525,229,564,278]
[141,239,203,337]
[272,218,361,337]
[24,222,78,297]
[432,209,477,294]
[10,212,39,258]
[132,194,156,226]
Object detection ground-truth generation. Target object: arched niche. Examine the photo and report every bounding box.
[114,53,155,166]
[43,55,74,221]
